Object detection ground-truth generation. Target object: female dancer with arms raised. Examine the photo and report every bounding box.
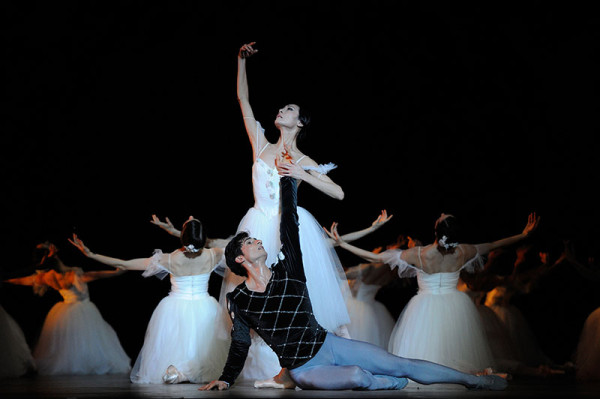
[328,213,540,379]
[69,217,229,384]
[224,42,391,386]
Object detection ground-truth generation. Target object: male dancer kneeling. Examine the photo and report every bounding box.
[200,175,507,391]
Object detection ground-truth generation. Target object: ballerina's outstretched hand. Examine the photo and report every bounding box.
[238,42,258,59]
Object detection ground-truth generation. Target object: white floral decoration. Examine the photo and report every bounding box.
[438,235,459,249]
[184,244,200,253]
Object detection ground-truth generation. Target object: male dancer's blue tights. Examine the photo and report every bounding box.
[289,333,506,391]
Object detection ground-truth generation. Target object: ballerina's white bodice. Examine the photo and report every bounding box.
[168,274,210,300]
[59,285,89,303]
[416,270,460,295]
[252,159,281,218]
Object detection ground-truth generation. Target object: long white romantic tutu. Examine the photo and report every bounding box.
[346,282,395,349]
[485,286,550,367]
[0,305,36,378]
[460,286,521,373]
[33,289,131,375]
[131,273,229,384]
[388,270,496,373]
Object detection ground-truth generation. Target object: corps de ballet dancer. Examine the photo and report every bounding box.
[69,216,229,384]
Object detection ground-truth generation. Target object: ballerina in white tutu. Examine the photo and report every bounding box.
[4,242,130,376]
[327,212,540,377]
[69,216,230,384]
[344,261,396,349]
[0,301,36,379]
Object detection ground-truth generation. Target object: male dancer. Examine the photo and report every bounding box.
[200,174,507,391]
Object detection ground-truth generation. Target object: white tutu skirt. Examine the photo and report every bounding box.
[33,299,131,375]
[575,307,600,381]
[0,305,36,378]
[475,303,521,372]
[131,294,229,384]
[346,295,394,349]
[389,291,495,374]
[487,304,549,367]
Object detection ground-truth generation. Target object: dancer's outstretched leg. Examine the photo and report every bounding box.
[290,334,507,391]
[291,365,407,390]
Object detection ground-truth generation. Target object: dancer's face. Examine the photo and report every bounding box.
[275,104,302,130]
[238,236,266,264]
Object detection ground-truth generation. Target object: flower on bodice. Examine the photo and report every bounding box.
[264,167,280,200]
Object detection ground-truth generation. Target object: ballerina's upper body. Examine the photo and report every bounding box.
[4,242,125,301]
[237,42,343,200]
[69,217,225,281]
[327,213,541,281]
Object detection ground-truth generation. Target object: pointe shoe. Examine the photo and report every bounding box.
[162,365,181,384]
[254,369,296,389]
[254,377,285,389]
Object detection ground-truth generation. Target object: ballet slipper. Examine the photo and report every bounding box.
[254,377,286,389]
[254,368,296,389]
[162,365,185,384]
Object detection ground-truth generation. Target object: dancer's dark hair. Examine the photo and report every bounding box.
[181,219,206,252]
[225,231,250,277]
[296,104,311,142]
[434,215,462,255]
[33,243,60,271]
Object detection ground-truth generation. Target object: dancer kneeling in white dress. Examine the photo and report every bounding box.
[69,216,229,384]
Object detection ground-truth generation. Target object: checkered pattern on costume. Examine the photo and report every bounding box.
[229,263,327,366]
[217,176,327,386]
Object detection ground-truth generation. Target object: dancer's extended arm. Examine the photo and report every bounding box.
[4,274,38,286]
[69,234,149,271]
[81,269,126,283]
[150,214,181,237]
[468,213,540,258]
[325,210,393,246]
[326,222,389,264]
[237,42,266,157]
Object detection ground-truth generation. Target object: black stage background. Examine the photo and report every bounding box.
[2,1,598,363]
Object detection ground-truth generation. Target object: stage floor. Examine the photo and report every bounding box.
[1,373,599,399]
